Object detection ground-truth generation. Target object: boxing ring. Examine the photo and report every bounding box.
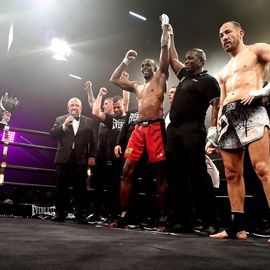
[0,128,268,269]
[0,122,257,225]
[1,126,56,174]
[0,123,229,222]
[0,124,58,217]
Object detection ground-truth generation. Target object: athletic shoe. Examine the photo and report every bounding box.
[251,223,270,238]
[194,225,220,236]
[86,213,106,225]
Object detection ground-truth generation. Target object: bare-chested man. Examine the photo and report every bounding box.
[206,21,270,243]
[109,15,170,228]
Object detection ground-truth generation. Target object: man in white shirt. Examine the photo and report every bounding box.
[50,97,96,223]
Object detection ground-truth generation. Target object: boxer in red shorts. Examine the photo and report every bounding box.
[125,120,166,163]
[109,14,171,229]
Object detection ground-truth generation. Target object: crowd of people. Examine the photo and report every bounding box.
[48,15,270,244]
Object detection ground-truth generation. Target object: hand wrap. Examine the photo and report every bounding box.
[207,126,219,147]
[122,50,137,66]
[160,14,169,28]
[249,84,270,98]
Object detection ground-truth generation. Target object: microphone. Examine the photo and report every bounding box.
[71,110,77,118]
[64,110,78,128]
[71,110,80,121]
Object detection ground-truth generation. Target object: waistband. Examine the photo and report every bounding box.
[137,118,163,127]
[222,99,262,113]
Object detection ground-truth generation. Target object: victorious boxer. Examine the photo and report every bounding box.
[109,14,171,229]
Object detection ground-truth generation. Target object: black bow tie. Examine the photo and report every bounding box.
[74,117,80,121]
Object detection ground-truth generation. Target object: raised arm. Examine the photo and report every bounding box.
[123,90,130,112]
[159,14,170,76]
[92,87,108,122]
[120,71,130,112]
[84,81,95,110]
[169,25,184,75]
[110,50,138,92]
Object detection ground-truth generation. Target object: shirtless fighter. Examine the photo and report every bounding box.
[206,21,270,243]
[109,14,171,228]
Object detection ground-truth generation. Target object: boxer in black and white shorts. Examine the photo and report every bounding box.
[218,100,270,150]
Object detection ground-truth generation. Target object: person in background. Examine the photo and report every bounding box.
[0,111,11,126]
[92,89,126,222]
[84,79,129,223]
[85,75,130,113]
[50,97,96,224]
[164,86,176,129]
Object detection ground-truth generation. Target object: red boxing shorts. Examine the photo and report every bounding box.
[124,119,166,163]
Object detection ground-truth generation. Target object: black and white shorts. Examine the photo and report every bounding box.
[218,100,270,150]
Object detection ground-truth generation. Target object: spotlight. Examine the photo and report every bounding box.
[50,38,71,61]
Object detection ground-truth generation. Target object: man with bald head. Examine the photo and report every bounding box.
[50,97,97,224]
[206,21,270,242]
[167,24,220,235]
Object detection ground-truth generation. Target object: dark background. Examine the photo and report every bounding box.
[0,0,269,186]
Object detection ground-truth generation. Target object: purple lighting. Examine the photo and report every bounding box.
[1,131,16,143]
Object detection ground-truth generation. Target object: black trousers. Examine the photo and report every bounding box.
[55,152,87,218]
[93,158,123,217]
[166,121,218,226]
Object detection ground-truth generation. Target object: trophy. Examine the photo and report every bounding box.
[0,92,19,127]
[0,92,20,185]
[0,92,20,114]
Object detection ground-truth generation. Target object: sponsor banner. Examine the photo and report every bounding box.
[32,205,56,218]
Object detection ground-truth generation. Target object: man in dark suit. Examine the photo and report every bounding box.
[50,97,96,223]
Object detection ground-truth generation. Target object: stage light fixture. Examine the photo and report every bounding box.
[7,22,14,54]
[129,11,147,21]
[68,74,82,80]
[50,38,71,61]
